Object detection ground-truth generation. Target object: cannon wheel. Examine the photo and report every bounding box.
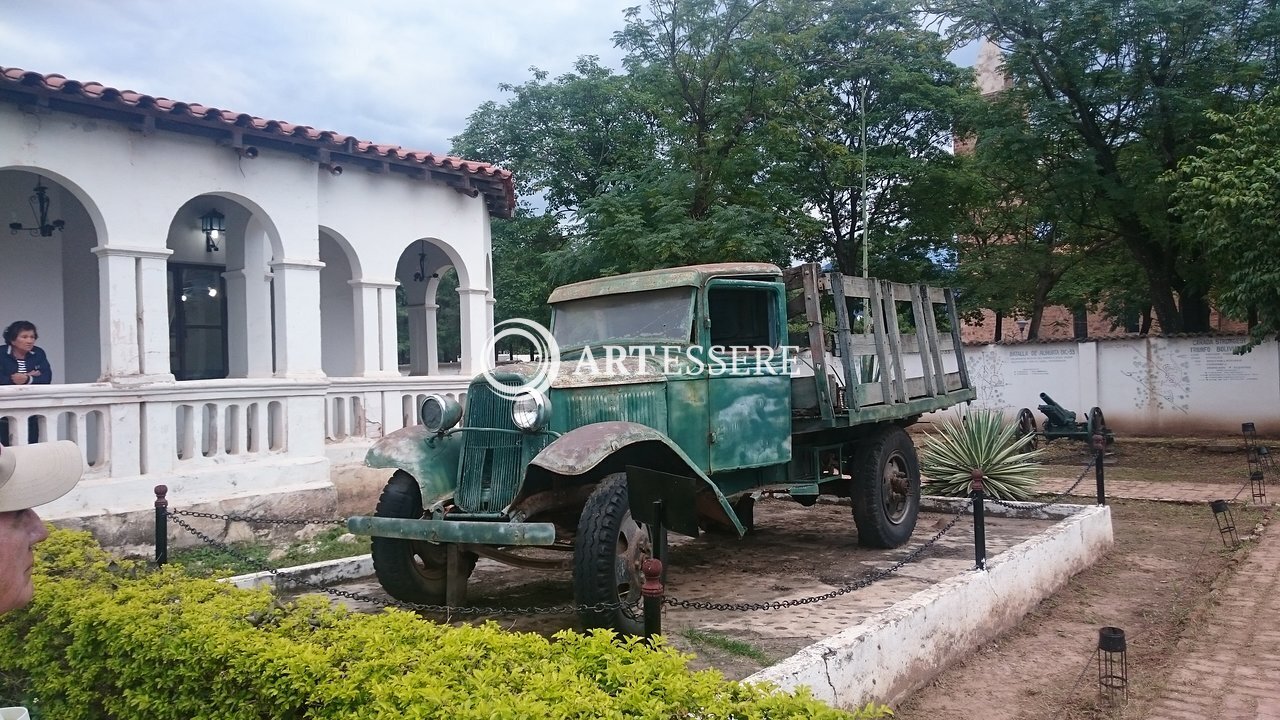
[1087,407,1111,444]
[370,471,477,605]
[574,472,651,635]
[1016,408,1039,451]
[851,426,921,549]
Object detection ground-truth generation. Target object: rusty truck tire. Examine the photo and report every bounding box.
[370,471,475,605]
[851,427,920,549]
[573,472,650,635]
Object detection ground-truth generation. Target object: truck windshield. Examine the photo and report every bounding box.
[552,287,695,348]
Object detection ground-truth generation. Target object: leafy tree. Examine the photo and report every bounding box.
[929,0,1280,333]
[452,57,653,222]
[951,98,1118,339]
[1174,91,1280,349]
[775,0,978,280]
[576,0,818,274]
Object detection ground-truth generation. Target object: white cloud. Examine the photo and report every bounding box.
[1,0,636,156]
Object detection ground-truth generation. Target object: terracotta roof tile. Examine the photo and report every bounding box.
[0,65,515,216]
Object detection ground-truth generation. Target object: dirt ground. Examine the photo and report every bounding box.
[317,437,1270,718]
[326,497,1059,681]
[894,437,1271,720]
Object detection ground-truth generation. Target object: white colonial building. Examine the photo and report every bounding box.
[0,67,509,541]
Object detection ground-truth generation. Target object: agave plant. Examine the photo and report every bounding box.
[921,409,1046,500]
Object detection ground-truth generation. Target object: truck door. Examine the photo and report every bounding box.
[703,279,792,472]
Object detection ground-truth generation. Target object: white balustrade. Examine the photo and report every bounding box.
[0,376,472,482]
[325,377,469,441]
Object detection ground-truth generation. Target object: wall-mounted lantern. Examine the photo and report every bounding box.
[200,209,226,253]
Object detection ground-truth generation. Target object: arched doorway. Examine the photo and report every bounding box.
[166,197,279,380]
[395,239,466,375]
[0,168,101,383]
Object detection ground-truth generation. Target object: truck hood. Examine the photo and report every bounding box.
[486,355,670,389]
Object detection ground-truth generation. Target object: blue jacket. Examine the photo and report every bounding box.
[0,344,52,385]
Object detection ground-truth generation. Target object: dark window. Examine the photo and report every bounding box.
[708,287,775,348]
[1072,307,1089,340]
[169,264,229,381]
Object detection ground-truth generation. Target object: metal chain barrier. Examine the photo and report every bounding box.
[986,455,1097,512]
[165,495,976,617]
[664,497,975,612]
[166,510,621,616]
[169,508,348,526]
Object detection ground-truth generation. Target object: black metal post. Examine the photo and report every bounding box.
[642,558,664,641]
[650,499,668,582]
[971,470,986,571]
[1093,433,1106,505]
[154,484,168,565]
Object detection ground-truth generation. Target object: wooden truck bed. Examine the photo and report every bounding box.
[782,263,975,427]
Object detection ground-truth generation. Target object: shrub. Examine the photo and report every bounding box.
[0,529,884,719]
[921,409,1045,500]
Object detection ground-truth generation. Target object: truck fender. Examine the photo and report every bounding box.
[525,421,745,536]
[364,425,461,508]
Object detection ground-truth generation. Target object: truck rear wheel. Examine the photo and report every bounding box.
[370,471,476,605]
[573,472,651,635]
[851,427,920,549]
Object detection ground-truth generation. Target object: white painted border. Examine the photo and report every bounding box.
[224,553,374,591]
[747,502,1113,709]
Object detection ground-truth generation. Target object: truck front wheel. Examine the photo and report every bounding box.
[851,427,920,549]
[370,471,476,605]
[573,472,651,635]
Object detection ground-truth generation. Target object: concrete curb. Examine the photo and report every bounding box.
[746,499,1113,710]
[223,554,374,591]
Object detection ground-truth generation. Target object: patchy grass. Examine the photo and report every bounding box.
[168,526,367,578]
[679,628,773,664]
[1037,437,1251,485]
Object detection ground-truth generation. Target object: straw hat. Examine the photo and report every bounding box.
[0,441,84,512]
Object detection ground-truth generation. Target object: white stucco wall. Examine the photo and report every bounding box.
[938,337,1280,435]
[0,96,497,525]
[0,101,495,382]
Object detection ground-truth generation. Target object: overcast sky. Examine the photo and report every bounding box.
[1,0,638,157]
[2,2,976,160]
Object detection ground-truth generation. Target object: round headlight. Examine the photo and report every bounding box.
[420,394,463,433]
[511,391,550,432]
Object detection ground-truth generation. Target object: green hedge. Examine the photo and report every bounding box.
[0,530,887,719]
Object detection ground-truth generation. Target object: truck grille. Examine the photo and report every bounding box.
[457,383,524,513]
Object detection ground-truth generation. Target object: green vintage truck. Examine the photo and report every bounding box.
[348,262,974,633]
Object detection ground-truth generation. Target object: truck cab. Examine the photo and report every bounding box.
[349,262,974,634]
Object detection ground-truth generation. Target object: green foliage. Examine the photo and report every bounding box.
[921,409,1046,500]
[933,0,1280,333]
[1173,90,1280,350]
[453,0,974,303]
[775,0,978,280]
[1,529,857,719]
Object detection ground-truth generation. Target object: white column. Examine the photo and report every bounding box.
[92,247,139,379]
[350,279,400,377]
[458,287,491,376]
[423,303,440,375]
[225,234,273,378]
[377,283,400,376]
[91,245,173,383]
[270,258,326,378]
[407,303,429,375]
[1077,340,1100,412]
[136,254,173,378]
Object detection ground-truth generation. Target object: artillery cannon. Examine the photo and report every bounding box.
[1015,393,1113,450]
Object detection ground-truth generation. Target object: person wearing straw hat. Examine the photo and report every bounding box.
[0,441,84,615]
